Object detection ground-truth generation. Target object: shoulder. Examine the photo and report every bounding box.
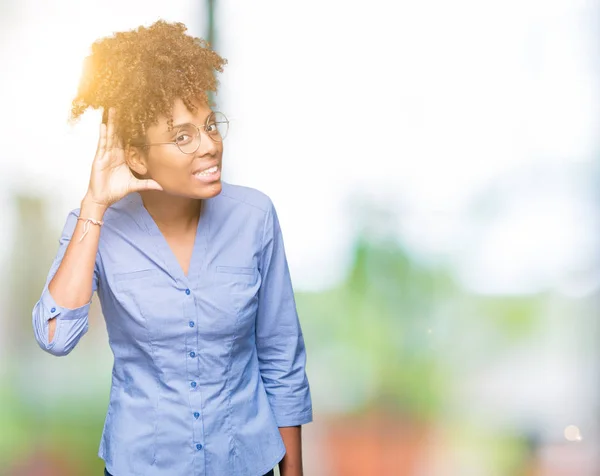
[102,195,142,224]
[216,181,275,214]
[212,182,282,243]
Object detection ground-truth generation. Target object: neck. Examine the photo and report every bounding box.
[139,191,202,233]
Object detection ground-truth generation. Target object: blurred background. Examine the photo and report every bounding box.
[1,0,599,475]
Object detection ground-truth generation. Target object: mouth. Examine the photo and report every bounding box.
[192,164,221,183]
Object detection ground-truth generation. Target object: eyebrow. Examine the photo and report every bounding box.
[170,112,215,132]
[169,122,195,132]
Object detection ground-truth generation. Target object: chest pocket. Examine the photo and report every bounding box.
[111,269,183,344]
[197,266,261,335]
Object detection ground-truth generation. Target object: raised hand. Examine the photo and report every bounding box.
[85,108,162,208]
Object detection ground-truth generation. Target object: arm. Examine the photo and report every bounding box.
[278,426,303,476]
[32,108,161,356]
[32,200,104,356]
[255,201,313,476]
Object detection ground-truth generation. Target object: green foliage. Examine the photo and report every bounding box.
[297,235,542,422]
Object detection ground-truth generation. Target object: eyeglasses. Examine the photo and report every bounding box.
[140,111,229,154]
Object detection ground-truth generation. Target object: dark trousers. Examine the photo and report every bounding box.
[105,468,274,475]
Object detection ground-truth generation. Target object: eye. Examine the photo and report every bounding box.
[206,122,224,135]
[175,133,192,144]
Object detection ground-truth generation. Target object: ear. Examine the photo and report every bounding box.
[126,145,149,177]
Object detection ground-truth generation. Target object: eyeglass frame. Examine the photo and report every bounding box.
[135,111,229,155]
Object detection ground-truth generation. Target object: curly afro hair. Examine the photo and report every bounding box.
[71,20,227,145]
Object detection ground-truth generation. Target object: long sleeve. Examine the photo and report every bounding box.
[32,209,98,356]
[256,201,313,427]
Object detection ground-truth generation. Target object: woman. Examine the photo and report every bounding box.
[32,21,312,476]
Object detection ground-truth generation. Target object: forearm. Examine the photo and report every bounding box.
[47,198,105,342]
[278,426,303,476]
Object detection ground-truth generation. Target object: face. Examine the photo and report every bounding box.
[130,98,224,199]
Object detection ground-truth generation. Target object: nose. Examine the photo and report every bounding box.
[195,128,219,157]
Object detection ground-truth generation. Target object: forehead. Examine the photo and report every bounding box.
[170,98,212,125]
[145,97,213,138]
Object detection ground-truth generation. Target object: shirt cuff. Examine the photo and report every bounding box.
[273,408,313,427]
[41,287,91,321]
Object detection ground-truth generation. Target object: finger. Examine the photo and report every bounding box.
[106,107,115,152]
[115,133,124,151]
[95,121,107,160]
[131,178,163,192]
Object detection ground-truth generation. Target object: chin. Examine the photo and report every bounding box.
[194,180,222,199]
[164,180,222,200]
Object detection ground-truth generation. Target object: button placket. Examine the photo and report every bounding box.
[183,282,205,466]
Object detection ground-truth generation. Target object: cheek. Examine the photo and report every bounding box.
[147,154,190,184]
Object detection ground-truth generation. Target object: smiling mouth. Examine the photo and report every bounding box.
[193,165,219,177]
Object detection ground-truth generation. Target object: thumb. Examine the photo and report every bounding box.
[132,178,163,192]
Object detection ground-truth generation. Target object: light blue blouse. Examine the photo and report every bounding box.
[32,182,313,476]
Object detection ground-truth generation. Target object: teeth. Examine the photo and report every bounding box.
[195,166,218,176]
